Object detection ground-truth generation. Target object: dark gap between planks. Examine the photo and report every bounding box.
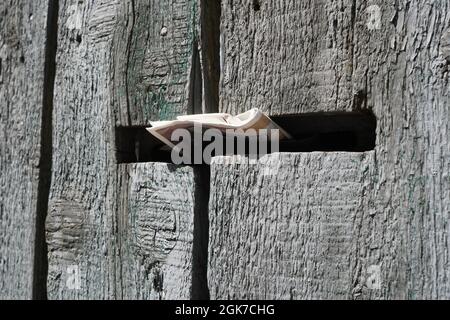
[33,0,59,300]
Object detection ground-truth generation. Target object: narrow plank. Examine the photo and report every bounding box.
[208,152,374,299]
[0,0,50,299]
[219,0,355,115]
[46,0,201,299]
[46,0,121,299]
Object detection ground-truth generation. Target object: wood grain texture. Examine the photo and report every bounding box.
[46,0,200,299]
[0,0,49,299]
[349,0,450,299]
[208,153,374,299]
[1,0,448,301]
[46,0,121,299]
[118,163,196,300]
[219,0,356,115]
[211,0,450,299]
[112,0,199,125]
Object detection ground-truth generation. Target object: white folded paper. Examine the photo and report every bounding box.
[147,108,292,149]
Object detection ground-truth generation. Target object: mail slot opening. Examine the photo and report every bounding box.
[272,111,376,153]
[115,111,376,164]
[115,127,168,164]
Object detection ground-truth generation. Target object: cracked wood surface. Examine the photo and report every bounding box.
[349,0,450,299]
[118,163,196,300]
[0,0,449,300]
[113,0,199,125]
[46,0,121,299]
[208,153,374,299]
[46,0,199,299]
[219,0,356,115]
[210,0,450,299]
[0,0,50,299]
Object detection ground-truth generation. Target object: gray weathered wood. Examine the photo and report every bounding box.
[219,0,355,115]
[211,0,450,299]
[46,0,121,299]
[348,0,450,299]
[47,162,197,300]
[208,153,374,299]
[1,0,449,301]
[0,0,50,299]
[118,163,196,300]
[46,0,201,300]
[112,0,199,125]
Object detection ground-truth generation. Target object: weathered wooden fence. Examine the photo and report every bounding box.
[1,0,449,299]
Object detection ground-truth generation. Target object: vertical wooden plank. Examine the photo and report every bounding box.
[212,0,450,300]
[112,0,204,300]
[219,0,356,115]
[349,0,450,299]
[46,0,201,299]
[46,0,121,299]
[0,0,50,299]
[208,153,374,299]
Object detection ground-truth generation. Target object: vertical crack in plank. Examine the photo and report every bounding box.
[191,165,210,300]
[33,0,59,300]
[124,0,136,126]
[199,0,221,114]
[188,39,203,115]
[189,0,221,298]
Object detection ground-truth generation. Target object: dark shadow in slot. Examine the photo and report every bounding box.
[273,111,377,153]
[115,127,172,164]
[191,165,210,300]
[115,111,376,164]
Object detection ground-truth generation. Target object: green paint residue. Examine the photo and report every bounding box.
[190,0,199,43]
[142,85,174,121]
[139,0,199,121]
